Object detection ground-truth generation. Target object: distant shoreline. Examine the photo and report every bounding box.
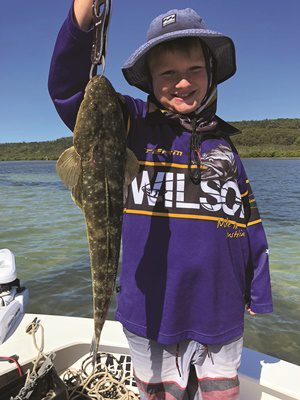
[2,157,300,162]
[1,118,300,160]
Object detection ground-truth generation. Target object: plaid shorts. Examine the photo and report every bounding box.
[124,329,243,400]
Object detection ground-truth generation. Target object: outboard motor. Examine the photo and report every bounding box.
[0,249,29,344]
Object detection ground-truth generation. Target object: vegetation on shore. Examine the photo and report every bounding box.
[1,118,300,161]
[231,118,300,158]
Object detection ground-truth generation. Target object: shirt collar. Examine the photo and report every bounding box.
[145,95,240,136]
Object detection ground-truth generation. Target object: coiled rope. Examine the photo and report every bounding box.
[62,352,140,399]
[14,318,140,400]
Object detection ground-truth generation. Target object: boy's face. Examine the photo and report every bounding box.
[149,43,208,114]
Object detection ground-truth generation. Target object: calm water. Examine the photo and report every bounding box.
[0,160,299,365]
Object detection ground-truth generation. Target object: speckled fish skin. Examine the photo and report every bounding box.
[73,75,126,356]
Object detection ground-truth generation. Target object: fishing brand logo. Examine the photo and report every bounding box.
[129,171,244,219]
[162,14,176,27]
[145,147,183,157]
[126,145,247,225]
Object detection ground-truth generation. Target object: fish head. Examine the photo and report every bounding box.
[201,145,237,181]
[73,91,103,160]
[73,76,123,163]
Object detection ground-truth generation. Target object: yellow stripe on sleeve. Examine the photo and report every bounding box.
[247,219,262,227]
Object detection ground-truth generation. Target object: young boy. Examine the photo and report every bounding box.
[48,2,273,399]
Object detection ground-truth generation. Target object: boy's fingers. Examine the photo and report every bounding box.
[246,307,256,316]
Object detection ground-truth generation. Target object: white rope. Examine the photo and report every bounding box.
[23,318,140,400]
[24,318,47,387]
[62,353,140,400]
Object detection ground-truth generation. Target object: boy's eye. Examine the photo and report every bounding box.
[160,70,175,77]
[190,66,205,72]
[161,66,205,75]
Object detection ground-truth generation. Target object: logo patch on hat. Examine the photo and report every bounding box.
[162,14,176,27]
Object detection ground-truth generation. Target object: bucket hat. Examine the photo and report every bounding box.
[122,8,236,94]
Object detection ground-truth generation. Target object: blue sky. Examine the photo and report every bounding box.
[1,0,299,143]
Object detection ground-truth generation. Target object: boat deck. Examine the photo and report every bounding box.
[0,314,299,399]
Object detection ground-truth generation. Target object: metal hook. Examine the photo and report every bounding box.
[90,0,112,77]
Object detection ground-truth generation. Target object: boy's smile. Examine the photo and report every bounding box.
[149,44,208,114]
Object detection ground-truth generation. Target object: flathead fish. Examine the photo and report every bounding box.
[56,75,138,360]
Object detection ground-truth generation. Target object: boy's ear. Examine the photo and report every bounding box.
[144,62,153,92]
[148,78,153,93]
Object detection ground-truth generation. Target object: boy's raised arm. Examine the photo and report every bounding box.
[48,2,93,131]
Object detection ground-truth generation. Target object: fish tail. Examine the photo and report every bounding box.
[90,334,100,368]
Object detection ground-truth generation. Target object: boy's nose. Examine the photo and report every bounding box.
[175,77,191,89]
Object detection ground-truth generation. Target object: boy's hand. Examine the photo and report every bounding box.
[74,0,93,31]
[246,307,256,316]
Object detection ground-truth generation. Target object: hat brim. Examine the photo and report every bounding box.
[122,29,236,94]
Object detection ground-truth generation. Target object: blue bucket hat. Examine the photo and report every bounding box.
[122,8,236,94]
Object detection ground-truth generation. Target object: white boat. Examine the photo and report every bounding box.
[0,313,299,400]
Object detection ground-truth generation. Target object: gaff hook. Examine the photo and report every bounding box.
[90,0,112,79]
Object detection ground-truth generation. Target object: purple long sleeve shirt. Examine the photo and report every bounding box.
[48,7,272,345]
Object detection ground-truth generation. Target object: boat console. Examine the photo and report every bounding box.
[0,249,29,344]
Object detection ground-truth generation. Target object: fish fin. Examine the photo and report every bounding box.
[123,148,139,203]
[124,148,139,187]
[56,146,81,188]
[71,178,83,209]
